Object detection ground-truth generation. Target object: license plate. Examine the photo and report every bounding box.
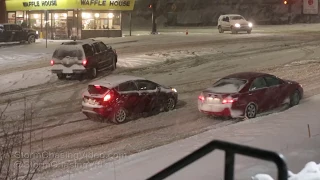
[62,68,73,74]
[206,97,220,103]
[88,99,97,105]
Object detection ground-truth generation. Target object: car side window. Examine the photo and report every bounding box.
[98,42,107,51]
[264,76,281,86]
[82,44,94,57]
[93,43,101,53]
[4,25,10,31]
[225,17,229,22]
[117,81,138,92]
[11,25,22,31]
[250,77,267,91]
[136,80,157,90]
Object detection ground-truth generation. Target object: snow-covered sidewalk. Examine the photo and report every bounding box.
[55,95,320,180]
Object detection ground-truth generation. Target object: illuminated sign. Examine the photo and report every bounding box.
[5,0,135,11]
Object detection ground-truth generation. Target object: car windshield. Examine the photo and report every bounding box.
[52,46,83,60]
[231,16,245,20]
[208,78,247,93]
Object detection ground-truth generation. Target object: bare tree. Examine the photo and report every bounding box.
[0,99,46,180]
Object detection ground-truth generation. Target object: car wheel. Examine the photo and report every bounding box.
[111,107,127,124]
[57,73,66,80]
[247,30,252,34]
[164,97,176,111]
[87,68,97,79]
[245,103,257,119]
[27,35,36,44]
[218,26,224,33]
[111,56,116,71]
[289,90,300,107]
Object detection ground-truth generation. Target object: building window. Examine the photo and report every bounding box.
[82,11,120,30]
[29,13,41,29]
[16,11,24,25]
[52,12,68,39]
[7,12,15,24]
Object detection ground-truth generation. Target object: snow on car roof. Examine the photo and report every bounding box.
[89,75,145,88]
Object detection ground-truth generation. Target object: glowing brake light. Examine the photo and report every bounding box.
[198,95,205,101]
[50,60,54,66]
[222,98,237,104]
[82,59,87,66]
[103,94,111,101]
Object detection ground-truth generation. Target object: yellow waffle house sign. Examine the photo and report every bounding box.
[5,0,135,11]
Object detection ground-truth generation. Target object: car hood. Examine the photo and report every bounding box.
[284,79,298,84]
[230,19,249,24]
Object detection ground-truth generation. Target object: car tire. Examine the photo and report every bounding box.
[111,107,128,124]
[87,67,97,79]
[57,73,66,80]
[245,103,257,119]
[247,30,252,34]
[218,26,224,33]
[289,90,300,107]
[27,35,36,44]
[164,97,176,111]
[111,56,116,71]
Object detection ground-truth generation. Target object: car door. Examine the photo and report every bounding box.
[116,81,141,114]
[82,44,95,69]
[263,75,286,109]
[3,25,12,42]
[224,16,231,30]
[98,42,109,67]
[135,80,160,113]
[10,24,24,41]
[0,25,5,42]
[247,77,269,113]
[92,43,104,70]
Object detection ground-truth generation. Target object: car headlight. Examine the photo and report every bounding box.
[248,23,253,27]
[234,23,240,28]
[171,88,177,93]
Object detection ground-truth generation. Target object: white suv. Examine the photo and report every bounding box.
[217,14,253,34]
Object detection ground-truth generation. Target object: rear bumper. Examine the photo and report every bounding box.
[82,102,115,119]
[198,101,244,117]
[51,64,86,74]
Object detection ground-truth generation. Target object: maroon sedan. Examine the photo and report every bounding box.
[198,72,303,119]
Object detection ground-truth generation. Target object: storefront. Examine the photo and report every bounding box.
[5,0,135,39]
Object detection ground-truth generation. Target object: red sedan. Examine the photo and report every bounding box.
[198,72,303,119]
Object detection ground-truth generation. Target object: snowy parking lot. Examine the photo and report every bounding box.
[1,24,320,179]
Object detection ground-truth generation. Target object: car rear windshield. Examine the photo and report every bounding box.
[52,46,83,60]
[209,78,247,93]
[88,85,109,95]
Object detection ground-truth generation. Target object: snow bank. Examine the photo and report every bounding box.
[253,161,320,180]
[0,67,54,94]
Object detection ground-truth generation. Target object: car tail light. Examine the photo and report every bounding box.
[50,60,54,66]
[222,98,237,104]
[82,59,87,66]
[198,93,205,101]
[103,94,111,101]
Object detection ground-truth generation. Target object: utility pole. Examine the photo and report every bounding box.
[150,0,158,34]
[288,0,292,24]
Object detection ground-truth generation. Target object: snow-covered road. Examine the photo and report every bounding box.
[53,94,320,180]
[1,24,320,179]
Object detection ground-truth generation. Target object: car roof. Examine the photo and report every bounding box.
[61,39,102,45]
[223,14,242,16]
[89,75,146,88]
[223,72,271,80]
